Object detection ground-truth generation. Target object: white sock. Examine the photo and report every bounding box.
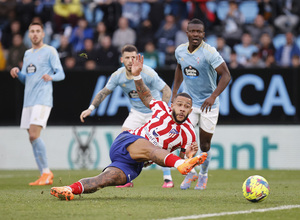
[42,168,51,173]
[163,175,172,181]
[190,168,197,174]
[174,159,185,168]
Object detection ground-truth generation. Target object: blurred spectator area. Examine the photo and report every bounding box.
[0,0,300,70]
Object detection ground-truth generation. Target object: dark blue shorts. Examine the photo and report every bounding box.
[106,131,145,183]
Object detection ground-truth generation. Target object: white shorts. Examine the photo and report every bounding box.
[20,105,52,129]
[122,108,152,130]
[188,107,219,134]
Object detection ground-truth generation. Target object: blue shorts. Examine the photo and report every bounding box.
[106,131,145,183]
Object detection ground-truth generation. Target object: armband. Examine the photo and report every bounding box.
[133,75,142,80]
[88,105,95,111]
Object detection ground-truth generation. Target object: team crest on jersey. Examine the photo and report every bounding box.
[184,66,199,78]
[128,90,140,101]
[168,128,178,138]
[196,57,200,64]
[26,64,36,74]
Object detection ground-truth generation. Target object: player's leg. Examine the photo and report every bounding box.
[50,167,127,201]
[21,105,53,185]
[29,125,54,185]
[180,108,199,189]
[127,138,207,174]
[194,128,212,190]
[118,109,152,187]
[118,110,136,186]
[194,107,219,190]
[51,132,143,200]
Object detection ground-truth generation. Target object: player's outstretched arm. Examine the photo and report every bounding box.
[161,84,171,104]
[80,87,112,123]
[131,54,153,109]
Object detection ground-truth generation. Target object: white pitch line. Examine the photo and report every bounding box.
[157,205,300,220]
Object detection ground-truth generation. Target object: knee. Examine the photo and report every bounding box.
[200,143,210,152]
[29,133,39,143]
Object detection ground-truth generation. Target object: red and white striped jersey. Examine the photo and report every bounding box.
[129,99,196,152]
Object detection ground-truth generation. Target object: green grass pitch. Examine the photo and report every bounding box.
[0,169,299,220]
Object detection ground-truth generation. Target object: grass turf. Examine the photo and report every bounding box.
[0,170,299,220]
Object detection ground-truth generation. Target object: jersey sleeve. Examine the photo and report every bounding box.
[105,72,118,91]
[151,72,166,91]
[175,47,181,64]
[17,70,26,84]
[18,50,30,84]
[149,99,169,112]
[49,46,65,81]
[205,45,225,69]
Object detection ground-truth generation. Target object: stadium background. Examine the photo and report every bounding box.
[1,66,299,171]
[0,0,299,171]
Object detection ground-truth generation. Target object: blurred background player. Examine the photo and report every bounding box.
[9,22,65,185]
[80,45,175,188]
[172,18,231,190]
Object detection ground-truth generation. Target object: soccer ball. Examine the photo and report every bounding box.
[242,175,270,202]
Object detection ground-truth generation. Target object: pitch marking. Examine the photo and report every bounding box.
[157,205,300,220]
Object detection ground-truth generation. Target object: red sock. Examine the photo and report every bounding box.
[69,182,83,195]
[164,153,181,167]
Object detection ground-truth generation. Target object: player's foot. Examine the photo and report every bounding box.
[162,180,174,188]
[116,182,133,188]
[177,153,207,175]
[50,186,74,201]
[194,174,208,190]
[180,172,198,190]
[29,177,41,186]
[38,171,54,185]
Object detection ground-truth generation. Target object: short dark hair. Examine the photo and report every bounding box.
[174,93,193,104]
[188,18,204,26]
[29,22,44,30]
[121,45,138,54]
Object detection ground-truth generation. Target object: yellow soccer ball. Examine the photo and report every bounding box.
[242,175,270,202]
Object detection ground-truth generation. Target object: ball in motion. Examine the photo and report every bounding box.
[242,175,270,202]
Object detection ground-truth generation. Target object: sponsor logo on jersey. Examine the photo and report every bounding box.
[184,65,199,78]
[128,90,141,101]
[26,64,36,74]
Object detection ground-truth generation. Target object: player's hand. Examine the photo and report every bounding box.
[80,109,92,123]
[42,74,53,82]
[131,54,143,76]
[201,96,216,113]
[186,141,199,158]
[10,67,19,78]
